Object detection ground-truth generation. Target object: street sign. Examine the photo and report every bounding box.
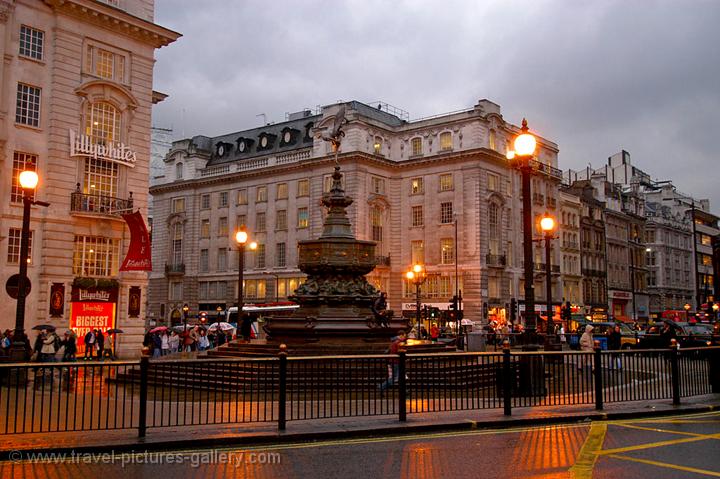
[5,274,31,299]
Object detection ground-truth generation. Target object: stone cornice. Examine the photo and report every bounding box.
[44,0,181,48]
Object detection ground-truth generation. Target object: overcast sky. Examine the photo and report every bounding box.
[152,0,720,209]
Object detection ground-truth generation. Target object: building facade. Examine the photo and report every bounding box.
[559,189,582,307]
[0,0,179,356]
[148,100,562,327]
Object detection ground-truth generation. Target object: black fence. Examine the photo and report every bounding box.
[0,345,718,437]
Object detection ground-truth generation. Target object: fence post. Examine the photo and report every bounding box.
[593,340,603,411]
[503,340,512,416]
[398,349,407,422]
[670,339,680,406]
[138,354,149,438]
[711,347,720,394]
[278,344,287,431]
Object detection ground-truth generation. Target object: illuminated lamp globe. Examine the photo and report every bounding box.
[413,264,423,274]
[235,230,248,244]
[405,271,415,281]
[540,214,556,233]
[713,304,719,312]
[506,150,516,160]
[19,170,39,190]
[514,133,536,157]
[249,241,258,251]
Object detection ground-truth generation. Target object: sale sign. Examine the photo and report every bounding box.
[70,302,116,340]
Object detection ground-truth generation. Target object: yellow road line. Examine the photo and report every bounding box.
[597,432,720,456]
[607,454,720,477]
[613,422,713,437]
[568,422,607,479]
[649,420,720,424]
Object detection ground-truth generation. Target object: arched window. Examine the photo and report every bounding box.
[489,129,496,151]
[176,162,183,180]
[85,101,120,144]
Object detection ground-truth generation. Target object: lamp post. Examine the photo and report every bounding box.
[713,303,719,321]
[235,227,257,329]
[540,212,556,340]
[507,119,538,345]
[10,170,48,361]
[406,264,426,337]
[182,303,189,332]
[684,302,691,321]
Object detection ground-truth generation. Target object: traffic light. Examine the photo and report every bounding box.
[510,298,517,322]
[450,295,458,312]
[199,312,208,323]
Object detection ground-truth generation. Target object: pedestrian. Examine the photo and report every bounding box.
[33,331,44,360]
[197,329,210,351]
[579,324,594,372]
[372,292,389,327]
[379,331,406,392]
[217,330,226,346]
[608,325,622,370]
[161,331,170,356]
[95,329,105,359]
[168,331,179,353]
[659,322,677,348]
[61,331,77,361]
[152,333,162,358]
[40,330,57,362]
[240,315,253,343]
[84,329,95,360]
[430,323,440,342]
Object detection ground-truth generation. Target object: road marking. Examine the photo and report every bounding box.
[597,432,720,456]
[606,454,720,477]
[613,422,713,437]
[568,422,607,479]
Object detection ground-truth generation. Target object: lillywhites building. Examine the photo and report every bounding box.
[149,99,562,326]
[0,0,179,357]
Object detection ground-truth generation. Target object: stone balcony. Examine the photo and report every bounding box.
[70,189,133,218]
[486,253,506,268]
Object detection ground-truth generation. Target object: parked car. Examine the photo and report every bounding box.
[568,321,640,350]
[637,319,717,349]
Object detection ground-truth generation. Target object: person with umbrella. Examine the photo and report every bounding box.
[240,314,253,343]
[95,329,105,360]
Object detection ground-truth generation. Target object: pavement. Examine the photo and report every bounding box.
[1,393,718,461]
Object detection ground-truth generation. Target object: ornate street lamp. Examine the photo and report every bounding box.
[540,212,557,340]
[235,227,257,333]
[10,169,48,361]
[182,303,189,332]
[507,119,539,346]
[406,264,426,338]
[684,302,691,321]
[713,303,719,321]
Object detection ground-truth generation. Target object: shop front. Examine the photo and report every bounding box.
[609,290,632,322]
[70,281,118,356]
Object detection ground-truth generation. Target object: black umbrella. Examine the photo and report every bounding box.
[107,328,124,334]
[31,324,56,331]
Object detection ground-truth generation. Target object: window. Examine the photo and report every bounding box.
[256,244,266,269]
[487,173,499,192]
[256,186,267,202]
[411,240,424,264]
[200,219,210,238]
[19,25,44,60]
[11,152,37,203]
[170,282,183,301]
[277,243,286,267]
[256,212,266,232]
[412,205,423,227]
[297,179,309,197]
[199,249,209,272]
[441,238,455,264]
[7,228,33,264]
[277,183,288,200]
[171,198,185,213]
[276,210,287,230]
[72,236,119,277]
[175,163,183,179]
[219,191,228,208]
[217,217,228,236]
[373,137,382,155]
[488,277,500,299]
[201,194,210,210]
[323,175,334,193]
[84,158,118,198]
[236,214,247,230]
[297,207,309,228]
[237,189,248,205]
[440,202,454,224]
[411,138,422,156]
[217,248,227,272]
[85,102,120,144]
[440,132,452,151]
[371,177,385,195]
[439,174,453,191]
[411,177,424,195]
[86,44,126,83]
[489,129,496,151]
[171,223,183,265]
[16,83,41,127]
[489,203,500,254]
[700,234,712,246]
[371,206,383,246]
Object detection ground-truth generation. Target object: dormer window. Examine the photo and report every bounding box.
[280,128,299,146]
[257,132,276,151]
[236,137,254,153]
[215,142,232,158]
[304,122,314,140]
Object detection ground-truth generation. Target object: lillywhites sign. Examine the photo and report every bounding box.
[69,130,136,168]
[78,290,111,301]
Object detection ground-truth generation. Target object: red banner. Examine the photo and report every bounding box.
[120,211,152,271]
[70,302,116,340]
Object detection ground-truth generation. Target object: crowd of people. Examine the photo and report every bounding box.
[142,326,240,357]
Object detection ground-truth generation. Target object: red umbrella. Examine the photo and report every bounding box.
[149,326,169,333]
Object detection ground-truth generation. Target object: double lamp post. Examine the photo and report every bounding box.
[235,227,257,330]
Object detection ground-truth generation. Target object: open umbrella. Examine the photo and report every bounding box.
[32,324,56,331]
[208,322,235,332]
[149,326,168,333]
[107,328,124,334]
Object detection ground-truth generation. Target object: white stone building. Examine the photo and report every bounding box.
[0,0,179,357]
[148,100,562,327]
[559,189,582,307]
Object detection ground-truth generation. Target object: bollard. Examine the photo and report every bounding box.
[593,340,603,411]
[502,340,512,416]
[398,349,407,422]
[278,344,288,431]
[670,339,680,406]
[138,355,149,438]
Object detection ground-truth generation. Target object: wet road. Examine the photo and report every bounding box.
[3,411,720,478]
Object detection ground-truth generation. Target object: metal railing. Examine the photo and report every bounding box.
[70,191,133,216]
[164,263,186,275]
[0,345,717,437]
[486,253,506,267]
